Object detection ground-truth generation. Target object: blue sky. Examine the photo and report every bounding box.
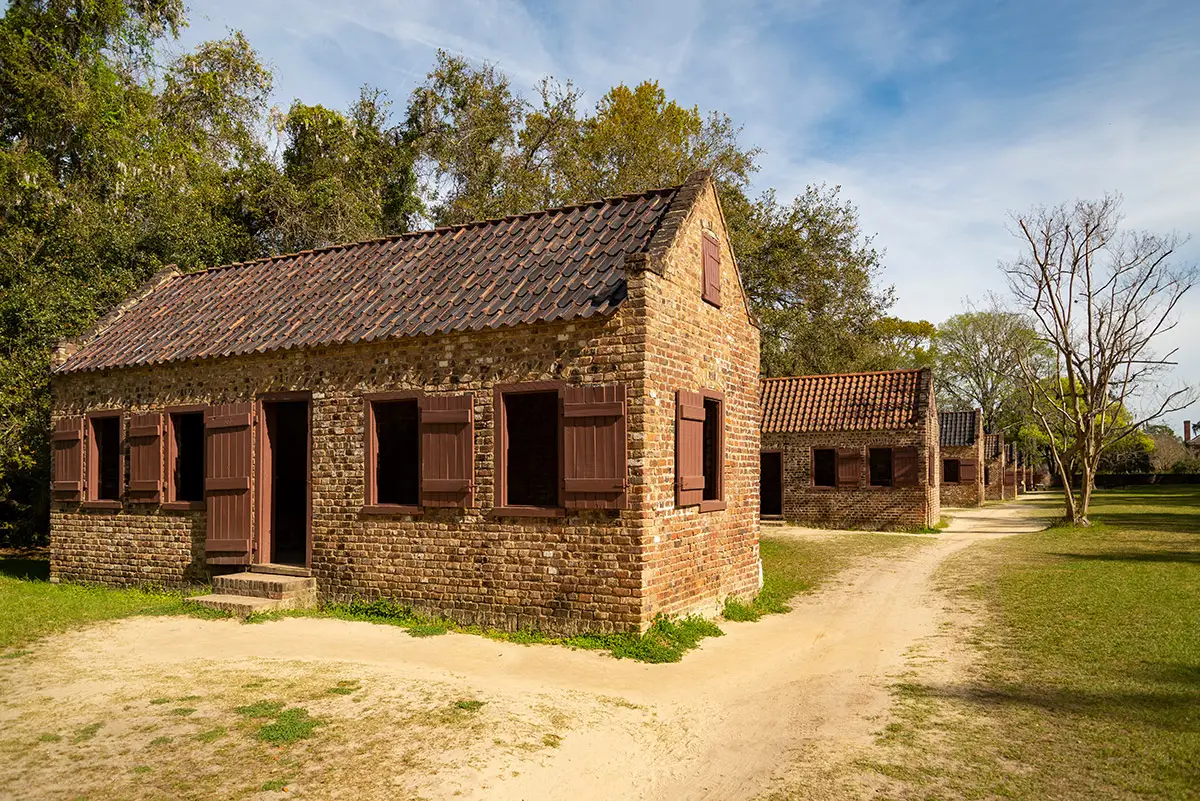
[174,0,1200,428]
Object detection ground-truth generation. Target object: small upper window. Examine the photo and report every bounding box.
[701,233,722,307]
[943,459,961,484]
[89,414,122,501]
[868,448,893,487]
[169,412,206,503]
[813,448,836,488]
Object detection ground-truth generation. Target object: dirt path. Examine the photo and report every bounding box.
[0,501,1054,800]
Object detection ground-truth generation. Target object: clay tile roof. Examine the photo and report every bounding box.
[56,175,708,374]
[939,410,980,446]
[760,369,932,433]
[984,433,1005,459]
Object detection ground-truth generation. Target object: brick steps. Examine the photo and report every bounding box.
[188,571,317,617]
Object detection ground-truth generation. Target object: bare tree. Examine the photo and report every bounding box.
[1004,194,1196,523]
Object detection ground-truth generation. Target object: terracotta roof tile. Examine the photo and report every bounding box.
[760,369,932,433]
[939,410,980,446]
[57,179,700,374]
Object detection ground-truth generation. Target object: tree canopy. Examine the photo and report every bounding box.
[0,12,903,544]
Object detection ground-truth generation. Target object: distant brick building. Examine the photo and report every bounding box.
[1005,443,1021,498]
[759,369,940,530]
[939,410,984,508]
[983,433,1006,501]
[47,171,762,634]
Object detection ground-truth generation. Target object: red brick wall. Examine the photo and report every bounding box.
[940,442,985,508]
[49,180,762,634]
[637,180,763,618]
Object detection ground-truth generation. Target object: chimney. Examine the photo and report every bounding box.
[1186,421,1193,443]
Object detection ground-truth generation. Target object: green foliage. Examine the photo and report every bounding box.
[255,707,322,745]
[564,615,723,663]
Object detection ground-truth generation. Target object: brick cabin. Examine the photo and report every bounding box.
[1004,442,1021,498]
[47,170,763,635]
[938,410,984,508]
[983,432,1006,501]
[758,369,940,530]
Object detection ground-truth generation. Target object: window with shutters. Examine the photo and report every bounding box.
[812,448,836,488]
[86,412,122,505]
[701,232,722,307]
[676,389,724,511]
[868,448,893,487]
[367,398,420,509]
[496,385,561,514]
[943,459,961,484]
[166,410,206,506]
[700,394,725,510]
[51,417,84,501]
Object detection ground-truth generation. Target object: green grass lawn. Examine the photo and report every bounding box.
[0,554,194,652]
[879,486,1200,799]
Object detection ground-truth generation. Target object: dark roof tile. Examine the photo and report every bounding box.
[58,179,699,374]
[760,369,932,432]
[939,410,981,446]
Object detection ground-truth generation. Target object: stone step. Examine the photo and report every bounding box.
[250,563,312,578]
[188,594,287,617]
[211,572,317,604]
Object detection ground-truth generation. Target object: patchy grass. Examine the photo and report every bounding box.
[261,778,289,791]
[71,722,103,743]
[454,700,486,712]
[724,532,930,621]
[37,733,62,743]
[255,707,323,745]
[0,553,218,650]
[194,727,226,743]
[877,486,1200,799]
[168,707,196,717]
[327,680,359,696]
[235,700,285,719]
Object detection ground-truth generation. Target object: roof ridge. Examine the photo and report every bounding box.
[184,183,682,278]
[761,367,926,381]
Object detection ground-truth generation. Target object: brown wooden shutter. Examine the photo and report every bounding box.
[893,446,919,487]
[51,417,84,501]
[420,394,474,508]
[960,458,979,482]
[563,384,628,510]
[204,403,253,565]
[701,234,722,307]
[836,448,862,489]
[127,412,163,502]
[676,390,706,506]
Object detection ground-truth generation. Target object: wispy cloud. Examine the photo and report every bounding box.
[173,0,1200,425]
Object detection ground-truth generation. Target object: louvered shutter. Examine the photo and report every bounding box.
[836,448,862,489]
[960,458,979,482]
[204,403,253,565]
[563,384,628,510]
[701,234,722,307]
[420,394,474,508]
[51,417,84,500]
[893,446,919,487]
[676,390,706,506]
[128,412,163,502]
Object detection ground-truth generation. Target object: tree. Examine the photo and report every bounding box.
[934,306,1049,432]
[728,185,896,376]
[1004,194,1197,523]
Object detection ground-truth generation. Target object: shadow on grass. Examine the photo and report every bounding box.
[0,557,49,581]
[1087,511,1200,536]
[1053,550,1200,565]
[899,679,1200,733]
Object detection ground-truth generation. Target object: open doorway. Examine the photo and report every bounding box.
[261,399,310,567]
[760,451,782,517]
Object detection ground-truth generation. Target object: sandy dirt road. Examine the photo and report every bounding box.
[0,501,1053,800]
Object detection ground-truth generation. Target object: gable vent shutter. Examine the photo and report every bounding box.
[893,446,919,487]
[51,417,85,501]
[564,384,628,510]
[836,448,862,489]
[420,394,474,508]
[128,413,163,502]
[702,234,722,307]
[960,458,979,483]
[676,390,706,506]
[204,403,253,565]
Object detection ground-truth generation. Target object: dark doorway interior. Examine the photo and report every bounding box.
[264,400,309,566]
[504,391,559,507]
[760,451,782,516]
